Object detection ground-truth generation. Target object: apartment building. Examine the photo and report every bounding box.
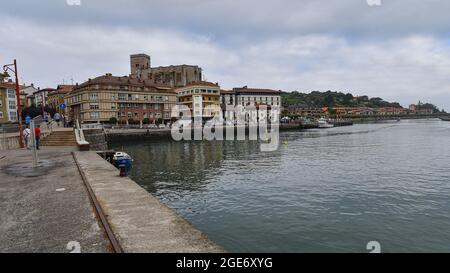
[48,85,74,114]
[0,81,19,123]
[66,74,177,123]
[174,81,221,119]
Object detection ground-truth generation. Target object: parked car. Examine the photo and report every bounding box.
[158,124,166,129]
[148,124,158,129]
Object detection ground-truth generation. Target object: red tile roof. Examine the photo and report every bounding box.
[232,87,282,95]
[183,81,220,88]
[73,74,176,94]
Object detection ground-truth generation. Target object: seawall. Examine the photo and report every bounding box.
[73,151,224,253]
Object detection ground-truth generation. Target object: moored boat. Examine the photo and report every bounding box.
[113,152,133,173]
[439,116,450,121]
[317,118,334,129]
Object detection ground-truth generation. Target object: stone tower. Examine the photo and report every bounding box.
[130,54,151,78]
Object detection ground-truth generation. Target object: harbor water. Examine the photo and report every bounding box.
[111,119,450,252]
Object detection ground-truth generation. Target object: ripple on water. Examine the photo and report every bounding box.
[113,120,450,252]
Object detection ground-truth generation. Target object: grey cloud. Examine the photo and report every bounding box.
[2,0,450,39]
[1,0,450,110]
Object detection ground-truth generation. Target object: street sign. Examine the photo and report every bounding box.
[60,103,66,109]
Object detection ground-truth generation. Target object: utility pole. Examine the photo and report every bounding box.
[3,60,24,148]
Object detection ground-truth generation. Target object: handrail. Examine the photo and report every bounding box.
[75,119,90,149]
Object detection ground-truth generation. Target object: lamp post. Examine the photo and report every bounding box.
[3,59,24,148]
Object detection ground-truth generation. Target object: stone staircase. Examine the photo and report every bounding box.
[40,130,77,146]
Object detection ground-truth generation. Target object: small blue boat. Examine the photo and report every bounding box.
[113,152,133,173]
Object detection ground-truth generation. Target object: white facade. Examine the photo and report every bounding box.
[6,88,18,122]
[236,94,280,107]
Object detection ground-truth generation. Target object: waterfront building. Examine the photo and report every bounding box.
[66,74,177,124]
[333,107,375,116]
[220,86,282,123]
[376,107,409,115]
[283,104,328,117]
[232,86,282,108]
[130,54,202,88]
[48,85,74,114]
[174,81,221,119]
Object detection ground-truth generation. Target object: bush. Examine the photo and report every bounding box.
[109,117,118,124]
[143,118,150,124]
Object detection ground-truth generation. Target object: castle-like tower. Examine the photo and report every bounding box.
[129,53,202,87]
[130,54,151,77]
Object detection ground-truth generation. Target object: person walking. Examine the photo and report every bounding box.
[44,112,51,130]
[34,125,41,150]
[23,126,31,149]
[25,115,31,125]
[54,112,61,127]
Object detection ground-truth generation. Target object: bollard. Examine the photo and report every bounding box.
[119,164,127,177]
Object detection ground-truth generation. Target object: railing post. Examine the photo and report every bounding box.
[30,120,38,168]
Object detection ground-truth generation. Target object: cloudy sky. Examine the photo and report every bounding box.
[1,0,450,110]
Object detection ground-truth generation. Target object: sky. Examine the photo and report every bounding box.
[1,0,449,110]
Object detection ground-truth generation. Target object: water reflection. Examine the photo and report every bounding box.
[111,119,450,252]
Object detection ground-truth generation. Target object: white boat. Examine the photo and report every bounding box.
[113,152,134,171]
[317,118,334,129]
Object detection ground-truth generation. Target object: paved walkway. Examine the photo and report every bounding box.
[0,147,110,253]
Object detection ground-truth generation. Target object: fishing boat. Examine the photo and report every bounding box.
[317,118,334,129]
[113,152,133,173]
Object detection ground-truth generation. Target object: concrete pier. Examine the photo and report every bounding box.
[0,147,110,253]
[73,151,224,253]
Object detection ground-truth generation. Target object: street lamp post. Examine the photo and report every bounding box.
[3,59,24,148]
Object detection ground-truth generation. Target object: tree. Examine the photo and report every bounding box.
[21,106,41,120]
[108,117,118,124]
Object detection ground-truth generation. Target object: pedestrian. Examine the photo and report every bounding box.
[25,115,31,125]
[62,114,66,128]
[34,125,41,150]
[44,112,51,129]
[23,125,31,149]
[54,112,61,127]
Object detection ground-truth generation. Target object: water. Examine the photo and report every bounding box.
[111,119,450,252]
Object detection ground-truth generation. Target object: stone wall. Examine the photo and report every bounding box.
[83,129,108,151]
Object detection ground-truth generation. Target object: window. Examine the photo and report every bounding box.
[9,101,16,109]
[111,103,117,110]
[0,111,3,119]
[90,112,99,119]
[10,111,17,121]
[89,93,98,101]
[90,103,99,110]
[8,90,15,99]
[118,93,127,100]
